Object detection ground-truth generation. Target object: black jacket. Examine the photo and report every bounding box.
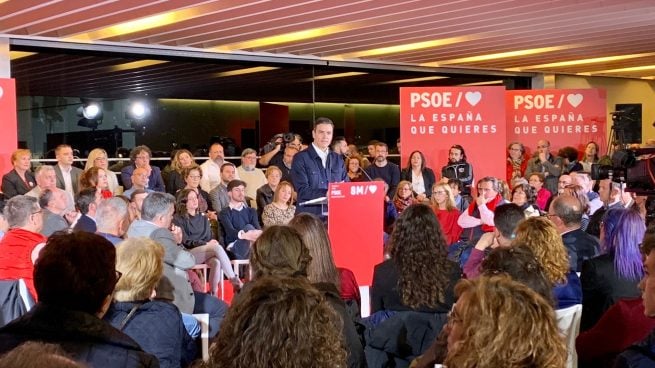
[400,167,436,198]
[562,228,600,272]
[0,304,158,367]
[614,329,655,368]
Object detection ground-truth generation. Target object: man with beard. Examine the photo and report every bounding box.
[365,142,400,198]
[441,144,474,196]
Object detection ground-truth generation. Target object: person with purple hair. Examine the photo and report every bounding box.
[580,208,645,331]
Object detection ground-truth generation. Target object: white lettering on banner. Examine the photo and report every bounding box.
[350,185,379,196]
[513,113,584,123]
[409,92,453,108]
[408,124,498,135]
[514,94,556,109]
[429,112,483,123]
[513,125,598,135]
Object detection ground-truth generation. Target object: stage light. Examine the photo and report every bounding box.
[126,100,151,128]
[76,100,103,130]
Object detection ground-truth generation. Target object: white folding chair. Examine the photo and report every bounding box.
[191,264,210,293]
[231,260,251,280]
[556,304,583,368]
[192,313,210,362]
[359,285,371,318]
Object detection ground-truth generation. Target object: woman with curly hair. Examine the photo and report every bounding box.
[429,182,462,245]
[511,183,540,217]
[166,149,195,195]
[580,208,644,331]
[371,203,460,313]
[513,216,581,309]
[79,166,112,198]
[204,275,347,368]
[444,275,567,368]
[249,225,364,368]
[528,172,551,210]
[392,180,417,215]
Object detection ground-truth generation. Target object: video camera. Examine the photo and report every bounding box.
[591,148,655,196]
[261,132,296,154]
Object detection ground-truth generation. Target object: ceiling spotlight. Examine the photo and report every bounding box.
[77,100,103,130]
[81,104,100,119]
[130,102,147,120]
[126,100,151,129]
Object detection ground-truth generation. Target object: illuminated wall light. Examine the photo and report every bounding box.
[459,80,504,86]
[212,24,358,51]
[109,60,169,72]
[333,35,481,59]
[506,52,655,71]
[422,46,572,67]
[214,67,279,77]
[377,76,449,84]
[300,72,368,82]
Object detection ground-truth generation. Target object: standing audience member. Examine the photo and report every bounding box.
[441,144,473,196]
[506,142,527,185]
[371,204,460,314]
[258,134,302,167]
[256,166,282,220]
[274,146,298,183]
[549,195,600,271]
[209,162,238,212]
[1,149,35,198]
[95,197,130,245]
[72,187,101,233]
[104,238,196,367]
[392,180,416,215]
[199,142,225,193]
[39,189,70,237]
[560,183,592,230]
[0,232,157,367]
[526,139,562,195]
[292,117,347,217]
[261,181,296,226]
[443,276,566,368]
[580,141,600,172]
[430,183,463,246]
[0,195,46,300]
[558,146,584,174]
[401,150,436,202]
[120,145,165,192]
[53,144,82,198]
[528,172,551,210]
[580,208,644,331]
[218,180,262,260]
[365,142,400,197]
[571,171,603,215]
[236,148,266,208]
[166,149,195,194]
[332,136,349,159]
[202,275,347,368]
[85,148,119,195]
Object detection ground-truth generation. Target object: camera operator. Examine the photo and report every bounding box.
[258,133,302,167]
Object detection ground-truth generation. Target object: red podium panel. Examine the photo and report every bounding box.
[0,79,18,176]
[328,181,384,286]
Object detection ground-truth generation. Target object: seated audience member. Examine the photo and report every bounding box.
[104,238,196,367]
[443,276,566,368]
[0,341,84,367]
[511,183,540,217]
[378,180,398,236]
[528,172,551,210]
[0,232,157,367]
[440,144,473,196]
[0,203,8,241]
[614,228,655,366]
[199,142,225,193]
[202,275,347,368]
[463,203,525,279]
[332,135,349,159]
[365,142,400,197]
[173,189,242,294]
[180,165,213,216]
[371,204,460,314]
[96,197,130,245]
[498,179,511,202]
[448,178,469,213]
[236,148,266,208]
[580,208,644,331]
[126,192,228,338]
[401,150,436,202]
[430,183,463,246]
[72,188,101,233]
[261,181,296,227]
[249,224,364,368]
[457,177,506,242]
[166,149,195,195]
[525,139,562,195]
[506,141,527,185]
[548,195,600,272]
[122,167,154,199]
[256,166,282,220]
[78,167,112,199]
[25,165,57,199]
[209,162,238,212]
[120,145,165,192]
[514,217,581,309]
[85,148,119,195]
[558,145,584,174]
[218,180,262,260]
[1,149,35,198]
[560,183,592,230]
[366,140,379,164]
[346,155,367,182]
[392,180,417,215]
[128,189,148,222]
[587,178,629,236]
[39,189,70,237]
[0,195,46,299]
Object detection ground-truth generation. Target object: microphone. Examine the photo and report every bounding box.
[361,167,374,181]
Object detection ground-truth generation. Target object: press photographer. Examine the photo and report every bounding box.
[258,133,302,167]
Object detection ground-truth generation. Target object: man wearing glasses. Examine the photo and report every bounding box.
[120,145,166,193]
[526,139,562,196]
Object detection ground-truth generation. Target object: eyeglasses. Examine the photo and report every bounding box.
[433,191,446,195]
[135,155,149,160]
[537,145,548,149]
[546,213,558,219]
[509,148,522,152]
[188,175,201,179]
[94,157,107,161]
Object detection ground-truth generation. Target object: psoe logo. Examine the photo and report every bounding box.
[330,189,342,196]
[350,185,378,196]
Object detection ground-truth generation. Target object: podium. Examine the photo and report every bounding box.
[327,182,385,287]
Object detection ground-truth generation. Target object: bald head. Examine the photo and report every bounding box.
[551,195,583,227]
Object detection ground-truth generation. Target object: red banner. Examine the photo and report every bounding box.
[328,181,384,286]
[399,86,507,181]
[0,79,17,176]
[506,89,607,156]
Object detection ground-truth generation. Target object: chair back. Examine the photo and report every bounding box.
[0,279,35,328]
[556,304,583,368]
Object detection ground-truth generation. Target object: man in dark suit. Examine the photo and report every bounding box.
[548,195,600,272]
[291,117,347,217]
[120,145,166,192]
[72,188,101,233]
[53,144,82,197]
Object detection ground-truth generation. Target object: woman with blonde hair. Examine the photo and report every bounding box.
[104,237,196,367]
[392,180,417,215]
[256,165,282,220]
[166,149,195,195]
[444,275,567,368]
[79,166,112,198]
[513,216,581,309]
[1,149,35,198]
[85,148,119,195]
[430,182,462,245]
[261,181,295,226]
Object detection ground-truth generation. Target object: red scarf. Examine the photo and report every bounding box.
[467,194,504,232]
